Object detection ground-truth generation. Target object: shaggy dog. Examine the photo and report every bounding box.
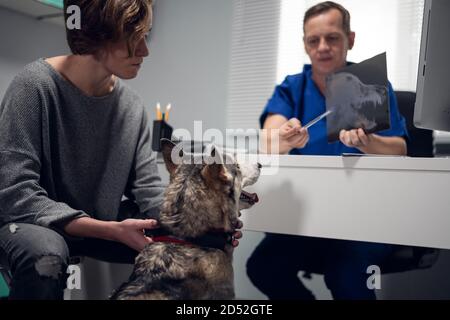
[111,140,261,299]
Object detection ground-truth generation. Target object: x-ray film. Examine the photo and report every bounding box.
[325,53,391,142]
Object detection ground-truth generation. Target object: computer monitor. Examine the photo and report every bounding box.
[414,0,450,132]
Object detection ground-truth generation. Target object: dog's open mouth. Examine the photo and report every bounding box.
[240,190,259,205]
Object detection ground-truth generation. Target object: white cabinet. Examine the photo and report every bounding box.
[241,155,450,249]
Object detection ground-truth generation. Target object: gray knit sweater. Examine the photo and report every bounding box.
[0,58,165,232]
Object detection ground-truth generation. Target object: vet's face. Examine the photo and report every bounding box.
[304,9,355,78]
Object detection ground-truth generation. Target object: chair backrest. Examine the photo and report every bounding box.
[395,91,434,157]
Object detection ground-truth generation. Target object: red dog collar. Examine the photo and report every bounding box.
[151,236,194,246]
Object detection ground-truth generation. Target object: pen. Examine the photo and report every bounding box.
[303,110,333,130]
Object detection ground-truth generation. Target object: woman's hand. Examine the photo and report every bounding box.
[113,219,159,252]
[231,219,244,248]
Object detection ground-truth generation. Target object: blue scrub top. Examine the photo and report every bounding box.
[260,64,408,156]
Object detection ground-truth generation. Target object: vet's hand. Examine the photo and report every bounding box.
[231,220,244,248]
[339,128,373,150]
[114,219,159,252]
[280,118,309,150]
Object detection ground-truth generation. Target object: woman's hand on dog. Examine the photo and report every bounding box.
[231,230,243,247]
[114,219,159,252]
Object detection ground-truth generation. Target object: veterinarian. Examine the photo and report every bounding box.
[0,0,242,300]
[247,1,408,300]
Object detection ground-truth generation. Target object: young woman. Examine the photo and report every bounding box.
[0,0,164,299]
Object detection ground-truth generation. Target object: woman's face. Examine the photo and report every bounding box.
[100,11,152,79]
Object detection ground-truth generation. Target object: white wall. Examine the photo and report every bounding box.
[0,0,232,135]
[0,7,69,96]
[127,0,232,134]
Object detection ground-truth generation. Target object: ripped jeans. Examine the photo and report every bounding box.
[0,223,138,300]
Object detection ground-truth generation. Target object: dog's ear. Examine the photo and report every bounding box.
[201,146,232,185]
[204,145,228,164]
[201,163,231,186]
[161,139,183,176]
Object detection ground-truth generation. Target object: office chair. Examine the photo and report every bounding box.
[396,91,434,158]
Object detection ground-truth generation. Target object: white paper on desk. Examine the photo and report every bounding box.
[342,153,402,157]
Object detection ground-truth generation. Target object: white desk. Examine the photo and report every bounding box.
[240,155,450,250]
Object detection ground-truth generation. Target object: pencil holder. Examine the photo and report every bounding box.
[152,120,174,152]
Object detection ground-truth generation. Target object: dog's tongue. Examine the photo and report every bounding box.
[240,190,259,204]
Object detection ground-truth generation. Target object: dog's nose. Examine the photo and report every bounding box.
[257,163,262,169]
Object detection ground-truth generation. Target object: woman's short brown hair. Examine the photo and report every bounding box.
[64,0,152,56]
[303,1,351,35]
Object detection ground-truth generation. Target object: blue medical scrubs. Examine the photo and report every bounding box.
[247,64,408,300]
[260,64,408,155]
